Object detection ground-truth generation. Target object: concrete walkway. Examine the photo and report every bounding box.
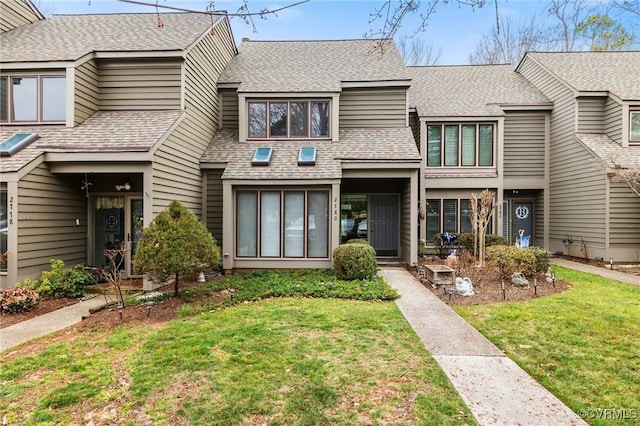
[0,296,106,352]
[380,267,587,426]
[551,258,640,286]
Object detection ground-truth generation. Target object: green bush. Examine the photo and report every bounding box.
[433,233,508,257]
[486,245,537,278]
[0,288,38,313]
[526,246,550,274]
[333,243,377,280]
[485,234,509,247]
[345,238,369,245]
[17,259,90,298]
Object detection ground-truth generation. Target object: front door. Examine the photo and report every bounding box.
[370,195,399,256]
[513,201,533,247]
[92,195,143,277]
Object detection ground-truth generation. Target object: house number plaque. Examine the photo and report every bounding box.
[333,197,338,221]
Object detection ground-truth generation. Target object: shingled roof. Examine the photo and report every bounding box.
[520,51,640,100]
[202,127,420,180]
[576,133,640,169]
[0,13,218,62]
[408,64,551,117]
[0,110,183,173]
[219,40,410,92]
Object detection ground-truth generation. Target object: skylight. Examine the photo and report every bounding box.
[298,146,317,166]
[0,133,38,157]
[252,146,273,166]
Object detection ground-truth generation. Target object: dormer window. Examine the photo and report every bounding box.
[631,111,640,144]
[248,100,329,139]
[0,75,66,124]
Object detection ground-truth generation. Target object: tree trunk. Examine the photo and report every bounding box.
[173,272,179,298]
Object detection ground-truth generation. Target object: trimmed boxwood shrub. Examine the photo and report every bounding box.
[434,233,509,257]
[333,243,377,280]
[345,238,369,245]
[526,246,550,274]
[486,245,549,278]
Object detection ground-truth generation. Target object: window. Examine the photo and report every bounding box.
[236,189,329,258]
[426,123,494,167]
[0,75,66,123]
[631,111,640,143]
[248,100,329,139]
[426,198,492,244]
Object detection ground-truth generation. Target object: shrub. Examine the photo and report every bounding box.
[17,259,90,298]
[486,245,537,279]
[526,246,550,275]
[433,233,508,257]
[345,238,369,245]
[485,234,509,247]
[0,288,38,313]
[333,243,377,280]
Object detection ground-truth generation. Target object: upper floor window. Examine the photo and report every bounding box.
[0,75,66,124]
[631,111,640,144]
[248,100,329,139]
[427,123,494,167]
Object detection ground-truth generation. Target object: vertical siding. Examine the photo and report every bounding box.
[609,181,640,246]
[17,165,87,282]
[74,58,99,125]
[220,89,239,130]
[400,180,411,262]
[205,169,224,246]
[339,87,407,128]
[503,111,546,177]
[577,97,605,133]
[98,59,182,110]
[153,19,236,216]
[604,97,623,144]
[0,0,41,32]
[519,58,607,256]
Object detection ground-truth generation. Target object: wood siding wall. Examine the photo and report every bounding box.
[519,59,607,256]
[577,97,605,133]
[409,111,420,149]
[400,180,412,263]
[609,181,640,246]
[205,169,224,246]
[604,97,623,144]
[98,59,182,110]
[220,89,239,130]
[17,165,86,282]
[74,59,99,125]
[503,111,546,177]
[339,87,407,128]
[535,190,544,246]
[152,19,236,217]
[0,0,41,32]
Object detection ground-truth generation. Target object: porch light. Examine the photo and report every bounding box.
[115,182,131,191]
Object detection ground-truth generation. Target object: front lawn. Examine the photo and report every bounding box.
[1,271,475,425]
[455,266,640,426]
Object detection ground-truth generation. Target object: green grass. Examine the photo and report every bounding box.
[1,272,474,425]
[455,266,640,426]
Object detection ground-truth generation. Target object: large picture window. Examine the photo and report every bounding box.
[248,100,330,139]
[631,111,640,143]
[236,189,329,258]
[426,123,494,167]
[426,198,492,244]
[0,75,66,123]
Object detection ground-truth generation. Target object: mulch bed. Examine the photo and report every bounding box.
[1,297,81,329]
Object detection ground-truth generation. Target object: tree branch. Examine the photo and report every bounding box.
[118,0,309,17]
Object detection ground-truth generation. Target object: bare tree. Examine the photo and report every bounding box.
[546,0,597,51]
[397,36,441,65]
[613,0,640,17]
[469,189,497,267]
[605,155,640,197]
[468,17,550,65]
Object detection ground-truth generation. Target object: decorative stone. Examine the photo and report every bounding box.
[511,272,529,288]
[455,277,474,296]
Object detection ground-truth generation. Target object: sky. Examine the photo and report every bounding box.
[41,0,637,65]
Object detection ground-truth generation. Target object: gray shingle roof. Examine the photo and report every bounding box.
[408,64,551,117]
[525,51,640,100]
[202,127,420,180]
[0,110,183,173]
[220,40,410,92]
[576,133,640,168]
[0,13,217,62]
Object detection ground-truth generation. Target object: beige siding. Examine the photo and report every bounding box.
[220,88,238,130]
[609,181,640,246]
[205,170,224,246]
[0,0,41,33]
[409,111,420,148]
[17,165,87,282]
[74,59,99,125]
[604,97,623,144]
[400,180,412,262]
[519,58,607,257]
[153,19,236,216]
[98,59,182,110]
[577,97,605,133]
[339,87,407,128]
[504,111,546,178]
[535,191,544,247]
